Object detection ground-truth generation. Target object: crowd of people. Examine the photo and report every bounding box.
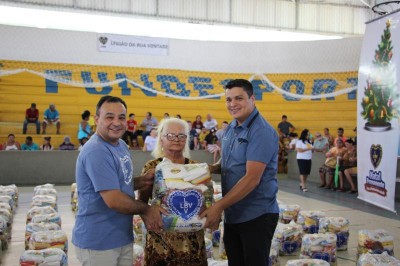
[276,115,358,195]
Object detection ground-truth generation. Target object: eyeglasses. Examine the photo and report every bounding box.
[164,133,187,141]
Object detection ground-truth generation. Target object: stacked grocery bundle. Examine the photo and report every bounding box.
[70,183,78,212]
[357,252,400,265]
[297,211,326,234]
[300,233,337,265]
[286,259,330,265]
[273,222,303,256]
[269,239,280,266]
[357,229,394,258]
[20,184,68,266]
[279,204,301,224]
[0,184,18,253]
[318,217,350,251]
[151,159,213,232]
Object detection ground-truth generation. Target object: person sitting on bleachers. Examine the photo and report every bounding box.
[205,128,220,163]
[42,104,61,135]
[324,127,334,148]
[198,127,208,150]
[187,121,199,150]
[313,132,329,152]
[21,136,39,151]
[130,138,141,150]
[192,115,203,133]
[23,103,40,135]
[122,113,138,148]
[142,128,157,152]
[3,133,21,150]
[318,138,346,189]
[203,114,218,130]
[40,136,53,151]
[287,132,298,150]
[140,111,158,141]
[337,139,357,194]
[59,136,75,150]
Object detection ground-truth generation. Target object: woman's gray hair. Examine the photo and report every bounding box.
[151,117,191,159]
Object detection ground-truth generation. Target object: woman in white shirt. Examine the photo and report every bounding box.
[142,128,157,152]
[295,129,314,192]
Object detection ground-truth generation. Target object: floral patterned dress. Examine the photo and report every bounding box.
[140,158,211,266]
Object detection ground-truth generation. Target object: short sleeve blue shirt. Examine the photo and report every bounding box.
[72,134,134,250]
[44,109,59,120]
[221,108,279,224]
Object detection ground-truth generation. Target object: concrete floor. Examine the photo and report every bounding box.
[2,175,399,265]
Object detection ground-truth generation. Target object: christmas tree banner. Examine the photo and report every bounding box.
[357,11,400,213]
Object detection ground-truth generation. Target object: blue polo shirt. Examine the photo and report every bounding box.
[44,109,59,120]
[72,134,134,250]
[221,108,279,224]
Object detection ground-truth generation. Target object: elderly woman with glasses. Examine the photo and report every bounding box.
[138,118,211,266]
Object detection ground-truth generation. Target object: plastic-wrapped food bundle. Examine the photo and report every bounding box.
[279,204,301,224]
[30,195,57,211]
[0,196,14,211]
[20,248,67,266]
[25,222,61,250]
[71,187,78,212]
[357,229,394,258]
[26,206,57,224]
[0,209,12,225]
[207,258,229,266]
[34,188,57,200]
[297,211,326,234]
[218,221,227,260]
[133,215,144,243]
[0,203,12,214]
[151,158,213,232]
[269,238,280,266]
[133,244,144,266]
[273,222,303,256]
[0,185,18,202]
[0,186,18,208]
[300,233,337,265]
[318,217,349,251]
[34,184,55,194]
[28,230,68,254]
[357,252,400,266]
[205,237,213,259]
[31,213,61,227]
[286,259,330,266]
[212,229,221,247]
[0,216,8,250]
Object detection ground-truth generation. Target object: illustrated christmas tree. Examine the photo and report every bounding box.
[361,20,398,127]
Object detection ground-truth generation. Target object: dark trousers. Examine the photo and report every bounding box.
[224,213,279,266]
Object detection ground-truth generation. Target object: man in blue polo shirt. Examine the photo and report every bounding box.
[42,104,61,135]
[72,96,166,266]
[201,79,279,266]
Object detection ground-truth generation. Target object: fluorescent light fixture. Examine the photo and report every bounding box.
[0,5,342,42]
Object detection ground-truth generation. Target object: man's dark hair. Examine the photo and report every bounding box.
[96,96,127,115]
[129,113,135,117]
[225,79,253,97]
[299,129,310,144]
[345,138,355,145]
[26,136,33,141]
[147,112,152,117]
[338,127,344,132]
[282,115,287,119]
[31,103,36,108]
[81,110,91,120]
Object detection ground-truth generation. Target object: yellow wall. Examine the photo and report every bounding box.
[0,60,357,146]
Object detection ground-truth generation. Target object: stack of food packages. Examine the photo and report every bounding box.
[297,211,326,234]
[0,184,18,253]
[279,204,301,224]
[357,251,400,265]
[318,217,349,251]
[19,248,67,266]
[300,233,337,265]
[151,159,213,232]
[213,182,223,202]
[20,184,69,266]
[285,259,330,266]
[357,229,394,259]
[70,183,78,212]
[133,243,144,266]
[273,222,303,256]
[269,238,280,266]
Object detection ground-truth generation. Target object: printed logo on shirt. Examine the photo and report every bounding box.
[120,155,133,185]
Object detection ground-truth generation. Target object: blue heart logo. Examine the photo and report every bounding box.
[167,190,203,221]
[308,225,319,234]
[312,252,331,262]
[337,232,348,248]
[282,241,299,254]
